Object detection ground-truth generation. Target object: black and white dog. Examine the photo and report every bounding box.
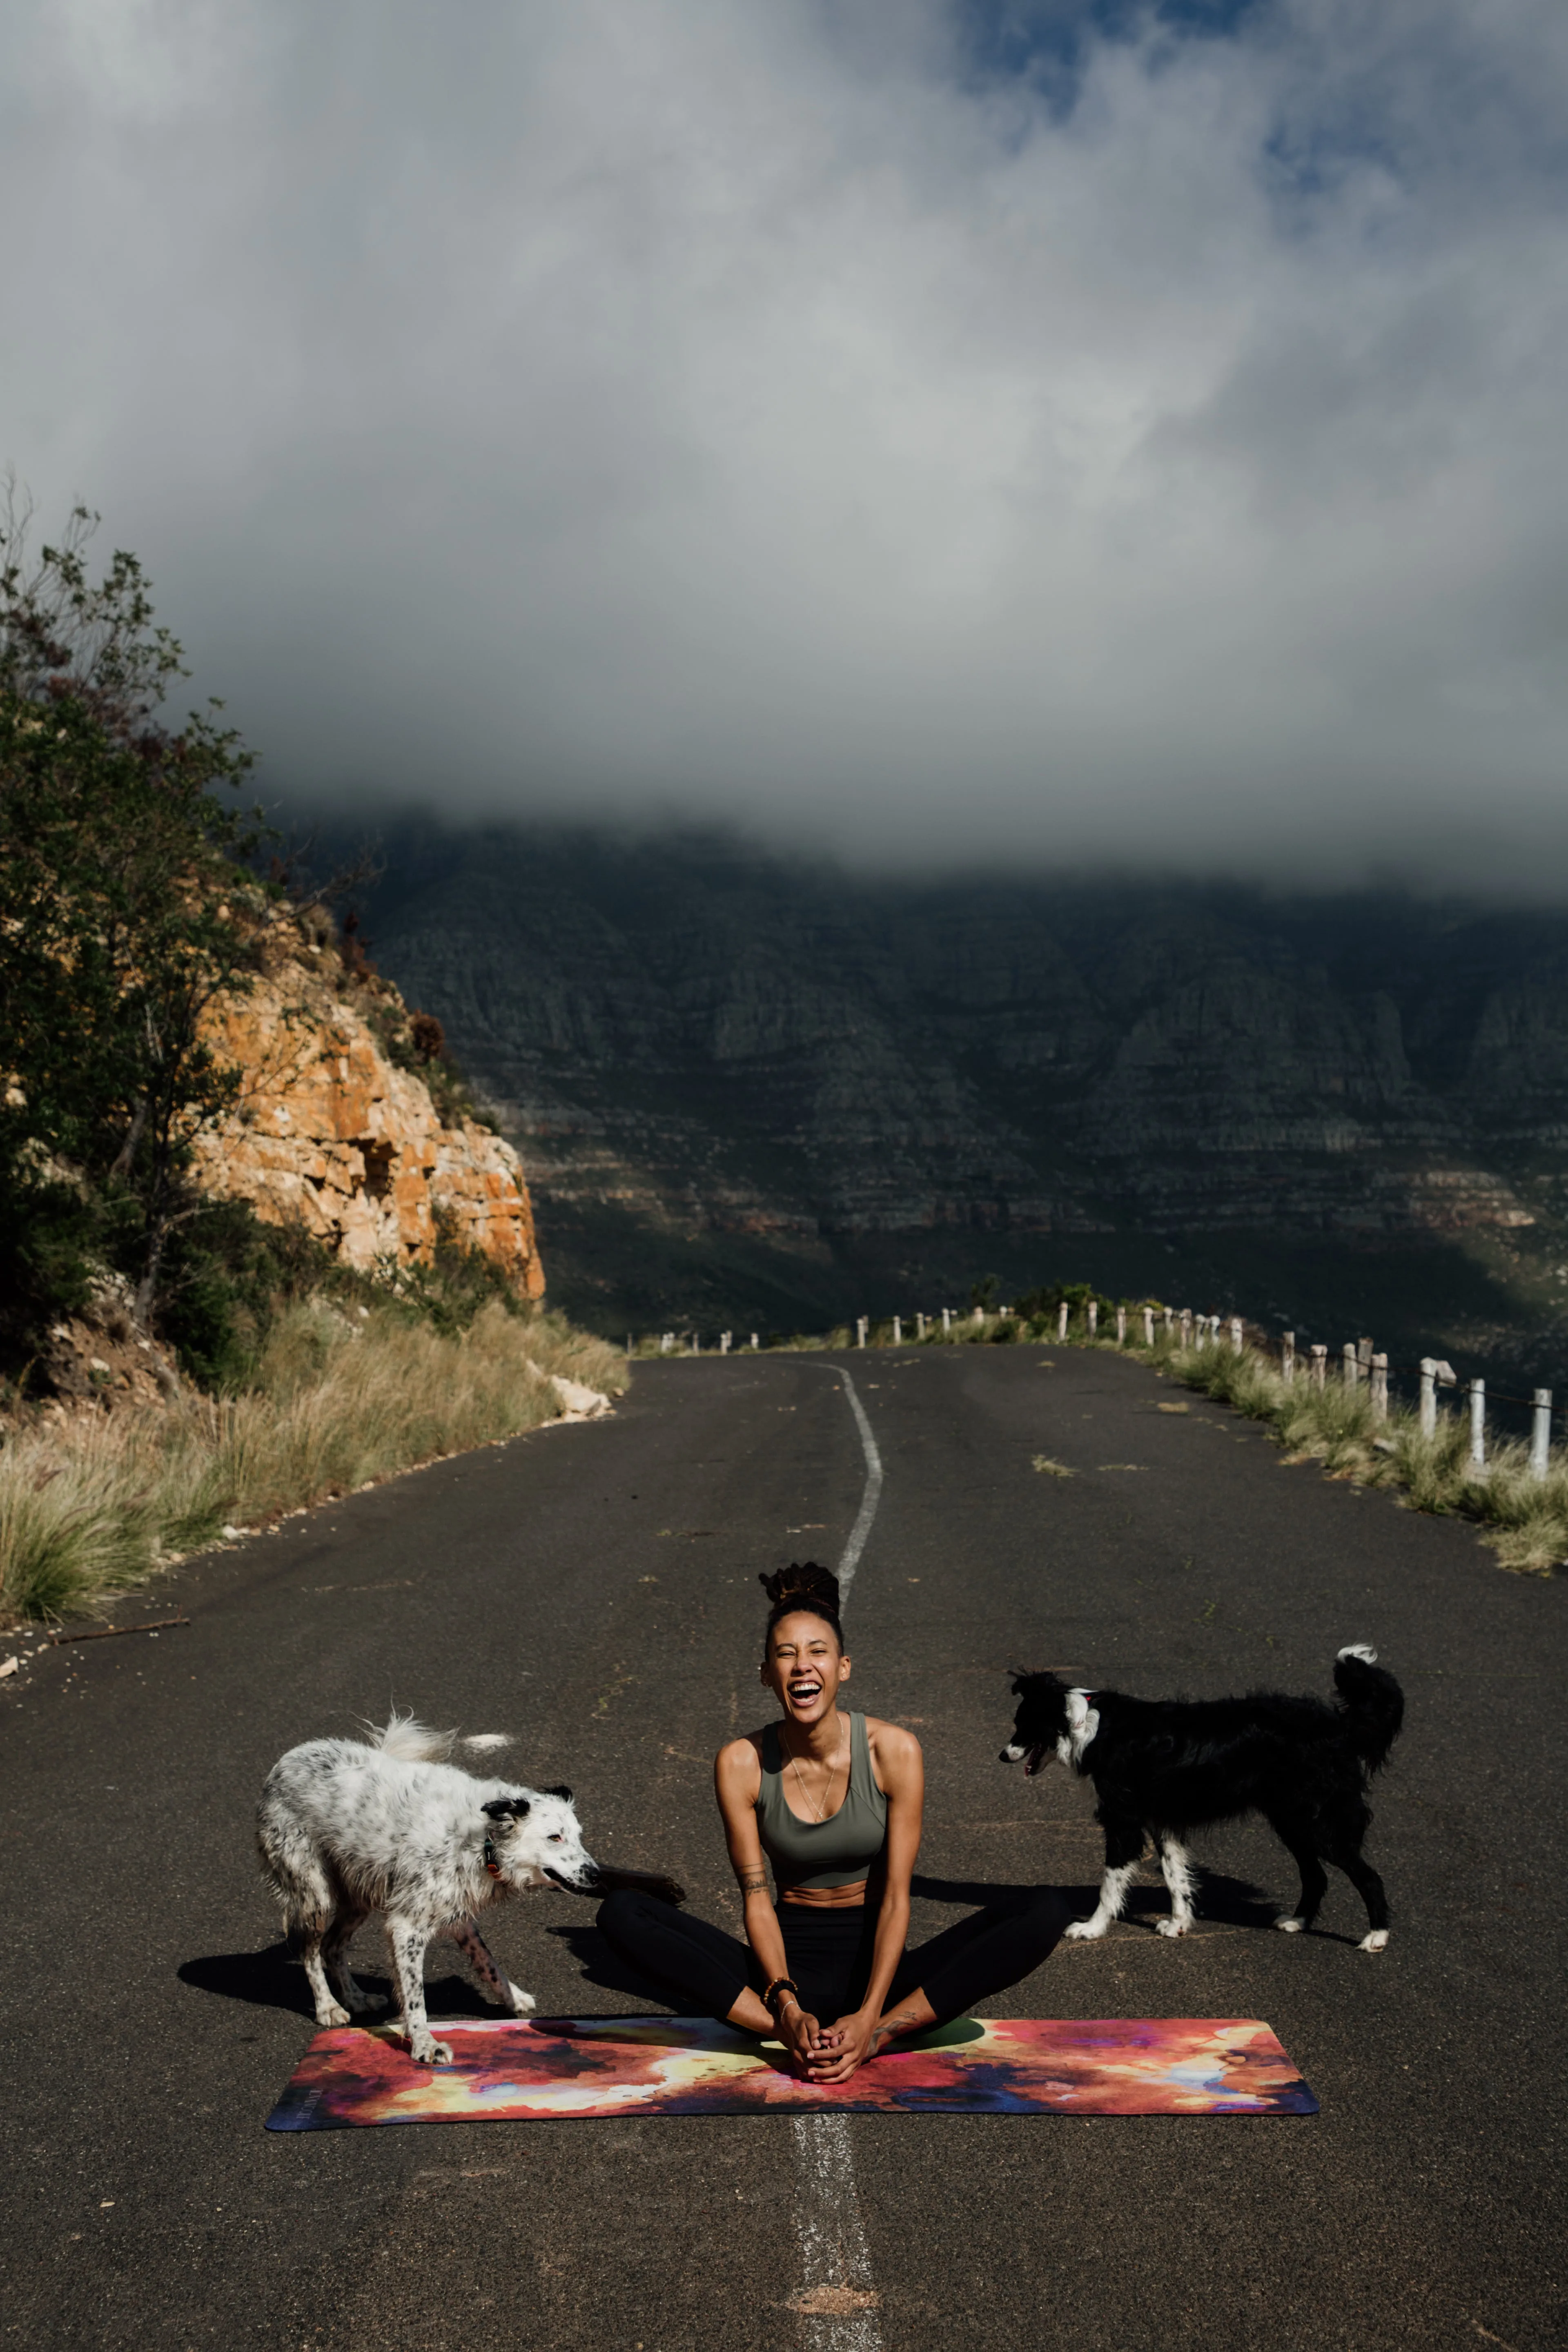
[1000,1646,1403,1952]
[258,1714,684,2063]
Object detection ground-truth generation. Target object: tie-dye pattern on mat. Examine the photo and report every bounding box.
[265,2014,1317,2128]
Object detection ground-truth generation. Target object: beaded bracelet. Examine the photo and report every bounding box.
[762,1976,800,2014]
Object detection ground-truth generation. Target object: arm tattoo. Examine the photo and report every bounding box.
[737,1870,768,1895]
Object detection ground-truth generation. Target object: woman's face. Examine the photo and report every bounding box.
[762,1610,850,1730]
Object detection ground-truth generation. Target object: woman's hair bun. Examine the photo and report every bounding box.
[759,1560,842,1621]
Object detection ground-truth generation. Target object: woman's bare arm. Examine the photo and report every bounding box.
[806,1721,924,2081]
[714,1738,817,2060]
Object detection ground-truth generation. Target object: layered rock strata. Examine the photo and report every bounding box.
[351,827,1553,1252]
[193,911,544,1293]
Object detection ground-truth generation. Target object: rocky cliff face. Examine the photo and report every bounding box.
[332,822,1568,1352]
[193,907,544,1294]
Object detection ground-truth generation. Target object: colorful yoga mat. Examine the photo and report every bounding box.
[265,2014,1317,2129]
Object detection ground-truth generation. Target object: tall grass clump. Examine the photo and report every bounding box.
[1120,1325,1566,1574]
[0,1301,625,1626]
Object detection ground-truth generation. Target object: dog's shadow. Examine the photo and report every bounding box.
[912,1868,1285,1935]
[178,1944,523,2022]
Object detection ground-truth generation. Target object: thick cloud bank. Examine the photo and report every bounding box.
[4,0,1568,882]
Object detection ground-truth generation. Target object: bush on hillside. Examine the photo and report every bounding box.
[0,496,262,1365]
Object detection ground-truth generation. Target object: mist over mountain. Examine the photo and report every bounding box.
[330,818,1568,1389]
[7,0,1568,890]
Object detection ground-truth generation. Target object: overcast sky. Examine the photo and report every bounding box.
[5,0,1568,886]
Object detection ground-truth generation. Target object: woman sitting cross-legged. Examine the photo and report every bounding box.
[596,1560,1069,2083]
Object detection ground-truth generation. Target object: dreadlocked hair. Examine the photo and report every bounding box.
[760,1561,843,1654]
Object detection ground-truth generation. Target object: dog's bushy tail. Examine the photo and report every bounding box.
[367,1709,455,1763]
[1333,1646,1404,1772]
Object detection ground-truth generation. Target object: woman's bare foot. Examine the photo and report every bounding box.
[870,1990,937,2053]
[726,1990,775,2037]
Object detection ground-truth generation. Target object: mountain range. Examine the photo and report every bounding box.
[335,820,1568,1392]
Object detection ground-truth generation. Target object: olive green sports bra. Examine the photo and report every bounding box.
[755,1711,888,1891]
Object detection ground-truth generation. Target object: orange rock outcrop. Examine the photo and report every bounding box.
[193,913,544,1294]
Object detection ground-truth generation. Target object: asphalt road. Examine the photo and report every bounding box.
[2,1345,1564,2352]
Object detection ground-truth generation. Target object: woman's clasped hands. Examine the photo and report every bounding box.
[776,1998,882,2083]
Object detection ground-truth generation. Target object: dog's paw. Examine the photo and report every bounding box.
[1155,1916,1190,1938]
[410,2037,454,2066]
[316,2002,353,2028]
[1359,1929,1389,1954]
[506,1983,537,2015]
[1064,1918,1107,1940]
[1274,1915,1305,1934]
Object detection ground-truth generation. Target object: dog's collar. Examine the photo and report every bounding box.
[483,1835,502,1878]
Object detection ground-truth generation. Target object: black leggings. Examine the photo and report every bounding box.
[596,1886,1071,2028]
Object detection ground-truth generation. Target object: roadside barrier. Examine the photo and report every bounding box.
[633,1297,1562,1486]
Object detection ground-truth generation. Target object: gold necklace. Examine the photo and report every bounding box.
[784,1719,847,1822]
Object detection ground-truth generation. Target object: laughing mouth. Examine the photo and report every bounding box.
[788,1682,823,1704]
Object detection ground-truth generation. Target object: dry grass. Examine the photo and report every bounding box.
[1125,1331,1568,1574]
[0,1301,626,1626]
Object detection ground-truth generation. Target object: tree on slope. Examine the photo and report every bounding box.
[0,495,262,1341]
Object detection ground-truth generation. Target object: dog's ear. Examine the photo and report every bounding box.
[541,1784,572,1803]
[482,1797,531,1821]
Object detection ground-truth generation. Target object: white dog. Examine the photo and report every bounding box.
[257,1713,683,2065]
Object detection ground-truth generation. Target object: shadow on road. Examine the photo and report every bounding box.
[178,1943,517,2020]
[178,1860,1301,2031]
[179,1942,318,2017]
[912,1866,1283,1934]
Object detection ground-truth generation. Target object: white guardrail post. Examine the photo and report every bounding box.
[1229,1316,1243,1354]
[1058,1302,1069,1340]
[1087,1301,1098,1336]
[1117,1306,1127,1345]
[1281,1331,1295,1384]
[1310,1344,1327,1388]
[1343,1342,1360,1386]
[1371,1353,1388,1420]
[1143,1307,1155,1345]
[1468,1378,1486,1470]
[1419,1358,1436,1436]
[1531,1389,1552,1481]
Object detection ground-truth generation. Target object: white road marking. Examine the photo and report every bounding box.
[788,2113,883,2349]
[788,1365,886,2351]
[831,1368,883,1606]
